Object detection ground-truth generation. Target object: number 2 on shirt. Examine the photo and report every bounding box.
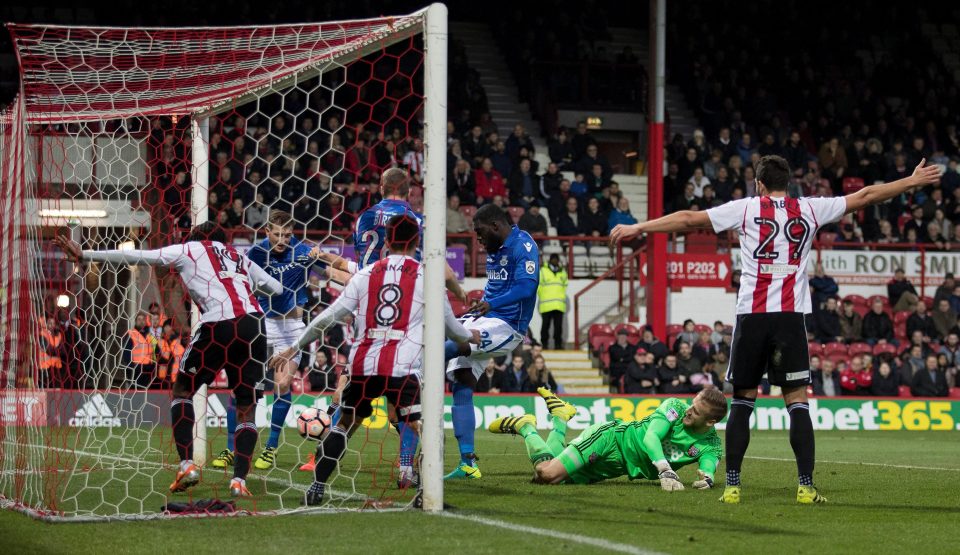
[361,229,386,267]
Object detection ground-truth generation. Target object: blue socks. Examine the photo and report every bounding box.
[267,391,292,449]
[226,396,236,451]
[397,422,418,467]
[451,382,475,464]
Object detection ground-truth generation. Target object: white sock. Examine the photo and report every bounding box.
[180,460,194,472]
[231,477,246,486]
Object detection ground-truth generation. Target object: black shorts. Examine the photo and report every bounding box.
[341,375,421,423]
[727,312,810,389]
[176,314,267,406]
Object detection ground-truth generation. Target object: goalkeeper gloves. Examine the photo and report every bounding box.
[692,470,714,490]
[658,469,684,491]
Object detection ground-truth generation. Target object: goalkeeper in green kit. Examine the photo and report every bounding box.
[489,388,727,490]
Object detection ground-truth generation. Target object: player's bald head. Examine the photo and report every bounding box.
[381,168,411,198]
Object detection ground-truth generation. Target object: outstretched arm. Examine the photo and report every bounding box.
[843,158,940,214]
[640,417,686,491]
[610,210,713,244]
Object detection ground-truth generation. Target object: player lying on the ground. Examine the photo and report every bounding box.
[269,214,480,505]
[54,222,282,497]
[490,388,726,490]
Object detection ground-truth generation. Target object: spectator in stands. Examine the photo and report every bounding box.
[863,299,896,345]
[663,163,681,208]
[571,120,597,161]
[607,197,637,234]
[449,159,476,205]
[607,329,635,383]
[505,124,534,165]
[870,361,900,396]
[809,263,839,311]
[839,299,863,343]
[902,345,925,384]
[815,297,843,344]
[677,147,700,186]
[687,167,711,198]
[674,182,700,211]
[911,354,949,397]
[888,268,919,312]
[710,166,734,202]
[676,319,698,348]
[676,341,703,376]
[876,219,899,244]
[840,356,873,395]
[704,150,724,181]
[548,129,575,169]
[637,326,669,363]
[941,332,960,372]
[37,316,63,388]
[712,127,736,163]
[624,349,658,394]
[474,157,506,205]
[581,197,608,238]
[736,133,756,168]
[518,202,548,238]
[447,195,472,234]
[700,184,722,209]
[585,163,609,194]
[508,158,539,208]
[476,359,506,393]
[244,193,268,229]
[225,198,245,228]
[689,365,722,393]
[490,140,511,177]
[927,221,950,251]
[907,301,937,342]
[539,162,564,198]
[932,209,953,245]
[462,126,486,165]
[710,321,726,345]
[658,354,689,394]
[902,205,929,243]
[782,131,808,175]
[577,144,611,183]
[819,137,848,190]
[557,197,585,237]
[933,299,958,341]
[308,349,336,392]
[568,171,589,200]
[524,355,558,392]
[546,180,573,226]
[813,359,841,397]
[502,354,530,393]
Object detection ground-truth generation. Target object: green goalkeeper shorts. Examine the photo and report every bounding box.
[557,421,627,484]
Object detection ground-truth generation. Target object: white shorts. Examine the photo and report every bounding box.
[446,316,524,380]
[265,318,306,364]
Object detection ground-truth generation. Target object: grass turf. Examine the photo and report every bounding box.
[2,428,958,554]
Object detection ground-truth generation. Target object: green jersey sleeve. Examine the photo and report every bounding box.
[639,398,688,467]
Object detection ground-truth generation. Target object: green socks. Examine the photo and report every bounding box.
[520,423,553,465]
[546,416,567,456]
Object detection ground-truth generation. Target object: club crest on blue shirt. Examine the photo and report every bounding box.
[525,261,536,274]
[500,256,509,266]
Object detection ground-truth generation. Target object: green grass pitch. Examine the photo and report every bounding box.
[2,428,958,554]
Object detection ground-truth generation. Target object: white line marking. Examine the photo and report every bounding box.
[434,511,666,555]
[746,456,960,472]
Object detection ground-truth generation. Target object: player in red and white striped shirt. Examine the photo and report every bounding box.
[270,214,479,505]
[54,222,282,497]
[612,155,940,505]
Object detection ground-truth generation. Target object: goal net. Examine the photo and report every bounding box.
[1,5,449,520]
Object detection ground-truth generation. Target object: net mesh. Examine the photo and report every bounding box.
[1,10,435,519]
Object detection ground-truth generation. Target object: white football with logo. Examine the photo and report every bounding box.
[297,408,331,440]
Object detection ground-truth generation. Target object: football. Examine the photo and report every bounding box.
[297,408,331,441]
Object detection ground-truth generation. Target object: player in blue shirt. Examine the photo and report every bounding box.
[354,168,424,268]
[444,204,540,479]
[211,210,331,471]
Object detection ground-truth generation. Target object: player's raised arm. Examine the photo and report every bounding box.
[843,158,940,214]
[610,210,713,244]
[55,235,185,266]
[245,259,282,296]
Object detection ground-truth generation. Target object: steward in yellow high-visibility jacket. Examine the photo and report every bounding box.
[537,254,568,350]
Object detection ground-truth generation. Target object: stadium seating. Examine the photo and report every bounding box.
[842,177,865,194]
[848,343,872,357]
[824,342,849,357]
[872,342,898,357]
[613,323,640,344]
[807,342,824,357]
